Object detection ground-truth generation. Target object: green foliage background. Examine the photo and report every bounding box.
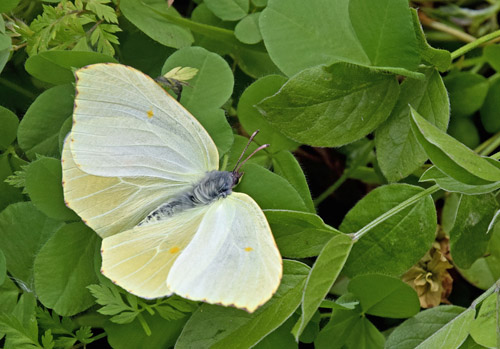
[1,0,500,348]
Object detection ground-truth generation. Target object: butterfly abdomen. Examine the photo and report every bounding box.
[139,171,236,225]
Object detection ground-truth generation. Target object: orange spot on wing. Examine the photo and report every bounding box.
[244,247,253,252]
[169,246,180,254]
[147,109,154,118]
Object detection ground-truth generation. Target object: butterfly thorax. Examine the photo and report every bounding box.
[139,171,239,225]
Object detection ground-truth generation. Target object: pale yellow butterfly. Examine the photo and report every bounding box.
[62,63,282,313]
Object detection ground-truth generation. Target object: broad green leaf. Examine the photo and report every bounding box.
[205,0,249,21]
[162,46,234,155]
[420,166,500,195]
[191,4,233,56]
[233,43,282,78]
[264,210,337,258]
[484,44,500,72]
[470,294,497,348]
[271,151,314,212]
[375,68,449,182]
[0,202,63,283]
[120,0,193,48]
[252,0,267,6]
[258,63,399,147]
[0,153,23,212]
[444,72,488,118]
[105,313,188,349]
[410,107,500,184]
[260,0,420,77]
[410,9,451,72]
[17,84,74,160]
[0,249,5,286]
[448,193,498,269]
[459,336,488,348]
[315,304,385,349]
[34,223,100,316]
[236,163,308,212]
[0,278,19,315]
[459,223,500,290]
[254,316,297,349]
[292,234,353,340]
[448,117,480,149]
[341,184,436,277]
[235,13,262,44]
[480,77,500,133]
[238,75,299,153]
[25,157,79,221]
[58,116,73,154]
[25,50,117,85]
[175,260,310,349]
[0,106,18,150]
[348,274,420,318]
[0,32,10,74]
[386,305,475,349]
[0,0,20,13]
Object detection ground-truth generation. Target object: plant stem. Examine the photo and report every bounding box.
[352,184,440,242]
[451,29,500,60]
[476,131,500,156]
[313,172,348,206]
[136,313,152,336]
[470,278,500,308]
[419,13,476,43]
[0,77,36,100]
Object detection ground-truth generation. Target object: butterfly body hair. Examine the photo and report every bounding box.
[139,171,238,225]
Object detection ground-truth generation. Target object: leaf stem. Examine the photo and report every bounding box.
[136,313,152,336]
[352,184,440,242]
[451,29,500,60]
[419,13,476,43]
[476,131,500,156]
[313,172,348,206]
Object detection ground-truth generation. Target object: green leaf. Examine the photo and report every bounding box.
[120,0,193,48]
[459,222,500,290]
[254,315,297,349]
[0,202,63,283]
[205,0,248,21]
[175,260,310,348]
[0,106,18,150]
[340,183,436,277]
[236,163,308,212]
[410,8,451,72]
[105,313,187,349]
[88,283,134,316]
[161,46,234,155]
[480,77,500,133]
[257,62,399,147]
[265,210,337,258]
[34,222,100,316]
[386,305,475,349]
[25,50,117,85]
[448,193,499,268]
[375,68,449,182]
[17,84,74,160]
[447,117,480,149]
[315,302,385,349]
[470,294,497,348]
[235,13,262,44]
[0,153,23,212]
[271,151,314,212]
[0,0,20,13]
[35,307,76,335]
[483,44,500,72]
[292,234,353,340]
[1,293,40,348]
[25,157,79,221]
[260,0,420,77]
[444,72,488,119]
[41,330,55,349]
[0,249,6,286]
[0,32,11,74]
[420,166,500,195]
[237,75,299,153]
[0,277,20,316]
[348,274,420,318]
[410,107,500,184]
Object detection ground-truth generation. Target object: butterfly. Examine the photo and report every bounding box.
[61,63,282,313]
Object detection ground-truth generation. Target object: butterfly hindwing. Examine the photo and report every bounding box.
[167,192,283,312]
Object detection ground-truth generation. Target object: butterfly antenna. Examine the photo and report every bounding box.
[233,130,260,171]
[234,144,270,173]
